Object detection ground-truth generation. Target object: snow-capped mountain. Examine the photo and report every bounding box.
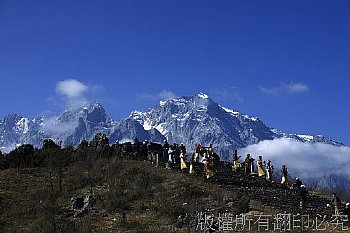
[129,93,350,191]
[130,92,344,159]
[0,102,165,152]
[130,93,276,158]
[0,93,344,154]
[1,92,347,191]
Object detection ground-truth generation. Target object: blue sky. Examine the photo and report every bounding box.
[0,0,350,144]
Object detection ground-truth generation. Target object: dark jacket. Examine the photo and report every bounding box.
[331,195,341,207]
[299,187,307,200]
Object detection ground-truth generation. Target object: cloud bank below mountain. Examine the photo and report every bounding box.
[240,138,350,186]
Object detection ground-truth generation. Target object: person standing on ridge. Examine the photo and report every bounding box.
[299,185,308,210]
[257,156,265,177]
[232,150,241,171]
[244,154,252,174]
[189,152,199,175]
[250,155,255,174]
[204,151,214,179]
[344,203,350,218]
[173,143,180,166]
[293,178,303,190]
[266,160,273,181]
[163,140,169,168]
[281,164,289,186]
[179,149,187,172]
[331,192,342,215]
[168,145,174,166]
[180,143,186,155]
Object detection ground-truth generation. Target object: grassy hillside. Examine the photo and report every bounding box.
[1,155,348,232]
[0,157,253,233]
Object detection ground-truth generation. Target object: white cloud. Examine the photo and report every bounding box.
[260,82,309,96]
[43,116,78,136]
[56,79,88,98]
[137,90,177,101]
[158,90,177,100]
[211,87,244,103]
[239,138,350,187]
[55,79,89,108]
[287,83,309,93]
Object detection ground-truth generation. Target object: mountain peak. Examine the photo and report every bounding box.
[195,92,209,99]
[79,101,104,112]
[0,93,346,156]
[90,101,104,110]
[56,101,108,126]
[157,92,211,107]
[83,102,108,124]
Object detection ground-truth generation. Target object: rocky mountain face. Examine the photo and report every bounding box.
[130,93,276,158]
[271,129,344,147]
[1,93,348,190]
[130,92,344,159]
[0,102,165,152]
[0,93,344,155]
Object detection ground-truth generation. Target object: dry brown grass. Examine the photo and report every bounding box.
[1,158,343,232]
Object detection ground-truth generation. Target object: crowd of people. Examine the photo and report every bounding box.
[160,141,220,179]
[159,140,294,188]
[232,151,289,185]
[129,139,349,216]
[157,140,350,216]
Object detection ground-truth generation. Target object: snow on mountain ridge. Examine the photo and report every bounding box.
[222,107,240,116]
[298,134,314,142]
[130,93,344,156]
[129,93,278,157]
[0,94,348,192]
[15,118,29,134]
[0,102,164,152]
[196,92,209,99]
[0,93,345,154]
[222,106,259,122]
